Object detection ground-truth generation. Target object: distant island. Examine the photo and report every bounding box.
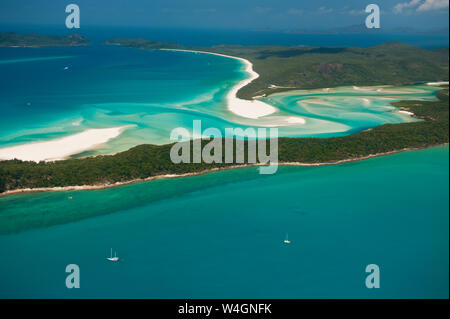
[0,32,91,47]
[105,38,182,49]
[0,36,448,195]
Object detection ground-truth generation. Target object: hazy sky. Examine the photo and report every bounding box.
[0,0,448,30]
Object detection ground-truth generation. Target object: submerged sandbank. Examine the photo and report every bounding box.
[0,49,441,164]
[0,126,130,162]
[161,49,279,119]
[1,144,447,198]
[0,55,75,65]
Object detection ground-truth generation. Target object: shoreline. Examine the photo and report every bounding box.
[161,48,279,119]
[1,143,447,198]
[0,49,435,163]
[427,81,449,86]
[0,125,132,162]
[162,49,434,125]
[0,47,303,163]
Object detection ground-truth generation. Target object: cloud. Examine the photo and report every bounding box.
[287,9,304,16]
[394,0,449,13]
[393,0,421,13]
[318,6,333,14]
[348,9,365,15]
[195,8,217,13]
[254,7,272,14]
[417,0,449,11]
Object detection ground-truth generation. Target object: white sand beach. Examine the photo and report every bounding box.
[397,110,415,116]
[161,49,277,119]
[0,126,130,162]
[426,81,449,86]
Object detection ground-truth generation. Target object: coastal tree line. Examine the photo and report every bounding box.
[0,89,448,193]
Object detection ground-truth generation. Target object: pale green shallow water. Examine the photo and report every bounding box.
[0,45,441,158]
[0,146,448,298]
[0,44,447,299]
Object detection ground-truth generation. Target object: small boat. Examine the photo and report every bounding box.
[64,66,69,70]
[107,248,119,262]
[284,234,291,244]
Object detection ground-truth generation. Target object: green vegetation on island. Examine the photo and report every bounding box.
[104,38,449,99]
[0,32,91,47]
[0,88,448,193]
[0,38,448,193]
[104,38,182,49]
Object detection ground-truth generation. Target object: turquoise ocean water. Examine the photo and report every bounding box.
[0,36,448,298]
[0,45,441,156]
[0,146,448,298]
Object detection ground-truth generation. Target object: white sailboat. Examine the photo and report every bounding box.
[107,248,119,262]
[284,234,291,244]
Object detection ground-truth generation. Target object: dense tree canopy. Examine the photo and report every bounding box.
[0,89,447,193]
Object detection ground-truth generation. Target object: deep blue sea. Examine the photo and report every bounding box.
[0,147,448,298]
[0,26,448,298]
